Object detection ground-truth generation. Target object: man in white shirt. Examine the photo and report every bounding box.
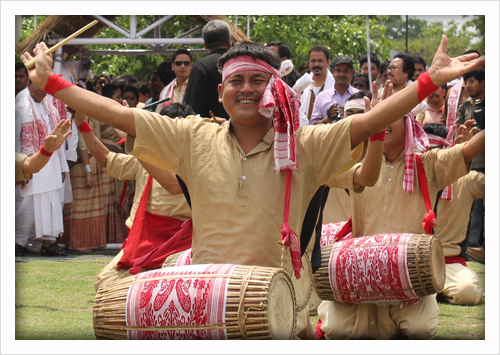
[298,45,334,126]
[15,80,69,256]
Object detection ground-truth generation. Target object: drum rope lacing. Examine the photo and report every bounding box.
[237,265,257,340]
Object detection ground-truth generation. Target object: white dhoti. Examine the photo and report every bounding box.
[15,144,67,247]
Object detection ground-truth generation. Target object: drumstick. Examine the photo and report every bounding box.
[24,20,99,70]
[141,97,171,111]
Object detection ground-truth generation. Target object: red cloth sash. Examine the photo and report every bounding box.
[445,256,467,266]
[117,174,189,271]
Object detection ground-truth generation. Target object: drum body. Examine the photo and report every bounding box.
[94,264,296,340]
[162,249,312,314]
[320,221,351,247]
[313,234,445,304]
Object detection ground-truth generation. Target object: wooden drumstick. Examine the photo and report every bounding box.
[24,20,99,70]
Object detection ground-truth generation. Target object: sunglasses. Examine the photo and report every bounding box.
[174,61,191,67]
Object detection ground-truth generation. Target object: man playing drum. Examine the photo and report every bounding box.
[22,36,484,339]
[316,86,485,339]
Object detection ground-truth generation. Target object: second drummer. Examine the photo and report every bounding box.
[317,110,485,338]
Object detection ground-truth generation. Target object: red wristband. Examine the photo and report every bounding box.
[416,70,439,102]
[77,120,92,133]
[39,145,53,157]
[44,73,75,96]
[369,130,386,142]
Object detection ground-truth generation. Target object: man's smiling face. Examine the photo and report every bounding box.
[218,70,271,122]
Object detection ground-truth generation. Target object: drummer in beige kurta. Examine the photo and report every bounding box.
[126,109,365,270]
[434,170,484,305]
[318,142,471,340]
[94,152,191,291]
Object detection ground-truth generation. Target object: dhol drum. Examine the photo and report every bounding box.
[162,248,192,268]
[94,264,297,340]
[320,221,352,247]
[313,233,445,304]
[162,249,312,314]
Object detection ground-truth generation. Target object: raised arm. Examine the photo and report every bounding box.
[21,42,136,136]
[70,109,110,168]
[349,35,485,149]
[21,119,72,175]
[462,130,485,165]
[137,159,183,195]
[352,87,388,187]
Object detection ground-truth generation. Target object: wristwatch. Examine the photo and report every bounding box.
[84,165,92,173]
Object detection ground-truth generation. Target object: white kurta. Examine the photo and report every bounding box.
[15,98,68,245]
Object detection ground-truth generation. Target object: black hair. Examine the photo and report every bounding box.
[379,60,390,74]
[266,41,292,60]
[463,68,485,83]
[156,62,176,86]
[203,20,231,50]
[347,90,372,101]
[159,102,196,118]
[101,84,121,99]
[308,45,330,61]
[138,83,151,96]
[96,73,111,82]
[299,61,310,76]
[464,49,481,57]
[351,73,370,90]
[413,56,426,68]
[15,62,28,75]
[423,123,448,139]
[359,52,380,69]
[393,53,415,80]
[217,41,281,72]
[122,85,139,99]
[172,48,193,63]
[111,75,138,91]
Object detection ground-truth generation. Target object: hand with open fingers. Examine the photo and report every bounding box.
[455,119,479,144]
[20,42,54,88]
[43,119,72,153]
[428,35,485,87]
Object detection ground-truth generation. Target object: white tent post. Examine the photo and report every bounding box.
[247,15,250,38]
[365,15,373,93]
[53,47,63,75]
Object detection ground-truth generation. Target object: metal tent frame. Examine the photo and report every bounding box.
[42,15,251,74]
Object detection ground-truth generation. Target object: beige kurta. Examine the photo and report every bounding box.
[126,109,365,269]
[434,170,485,257]
[15,153,30,182]
[322,164,359,223]
[349,144,470,238]
[318,144,471,340]
[434,170,484,305]
[106,152,191,229]
[94,153,191,291]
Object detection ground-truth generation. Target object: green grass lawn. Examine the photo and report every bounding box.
[15,254,485,340]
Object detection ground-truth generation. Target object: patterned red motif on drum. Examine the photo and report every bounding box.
[126,264,236,339]
[321,221,352,247]
[175,249,192,266]
[328,234,418,304]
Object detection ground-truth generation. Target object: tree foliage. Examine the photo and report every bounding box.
[239,15,394,68]
[16,15,485,79]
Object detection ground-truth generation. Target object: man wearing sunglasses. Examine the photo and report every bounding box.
[156,48,193,112]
